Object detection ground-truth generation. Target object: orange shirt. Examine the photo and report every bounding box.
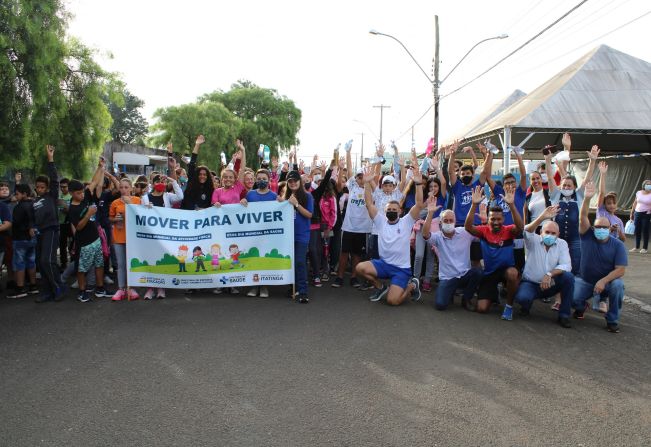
[109,196,141,244]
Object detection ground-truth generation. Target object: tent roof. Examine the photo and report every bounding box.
[457,45,651,153]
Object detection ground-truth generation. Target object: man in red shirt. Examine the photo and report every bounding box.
[464,185,524,319]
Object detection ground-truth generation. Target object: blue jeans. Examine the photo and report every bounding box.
[515,271,575,319]
[567,237,581,275]
[573,277,624,324]
[435,268,482,310]
[294,241,308,295]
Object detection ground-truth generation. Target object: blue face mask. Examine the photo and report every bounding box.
[594,228,610,240]
[257,180,269,190]
[542,234,557,246]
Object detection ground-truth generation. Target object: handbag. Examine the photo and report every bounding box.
[624,219,635,235]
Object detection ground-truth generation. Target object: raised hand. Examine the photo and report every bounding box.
[235,139,245,151]
[196,135,205,146]
[598,161,608,174]
[584,181,596,198]
[426,194,442,213]
[318,160,327,172]
[471,185,485,204]
[541,204,560,220]
[166,142,173,153]
[344,140,353,152]
[429,156,440,172]
[14,171,22,184]
[46,144,55,161]
[588,145,600,160]
[298,159,305,171]
[362,166,375,184]
[450,139,460,153]
[376,144,385,157]
[562,132,571,151]
[462,146,473,154]
[271,156,278,169]
[501,184,515,205]
[476,142,487,156]
[288,194,298,207]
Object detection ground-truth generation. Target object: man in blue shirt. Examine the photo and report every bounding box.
[573,181,627,333]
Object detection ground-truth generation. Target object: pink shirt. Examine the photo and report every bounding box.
[635,190,651,213]
[211,181,245,205]
[320,196,337,230]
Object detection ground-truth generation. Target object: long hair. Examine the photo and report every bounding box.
[426,176,442,198]
[284,179,309,208]
[185,165,214,199]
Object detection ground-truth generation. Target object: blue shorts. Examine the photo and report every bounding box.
[371,259,411,290]
[12,239,37,271]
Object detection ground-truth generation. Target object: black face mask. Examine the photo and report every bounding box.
[386,211,399,222]
[461,175,473,185]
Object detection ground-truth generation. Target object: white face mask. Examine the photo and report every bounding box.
[645,184,651,191]
[313,174,322,182]
[560,189,575,197]
[441,223,455,233]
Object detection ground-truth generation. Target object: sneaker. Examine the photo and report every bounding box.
[359,280,373,291]
[103,275,114,285]
[230,287,240,295]
[35,293,53,303]
[298,294,309,304]
[212,288,223,295]
[641,249,648,254]
[28,284,40,295]
[156,289,166,299]
[541,296,551,303]
[629,247,639,253]
[112,289,126,302]
[320,273,330,282]
[331,277,343,288]
[606,323,620,333]
[144,288,154,300]
[313,277,322,288]
[94,287,111,298]
[410,278,422,301]
[7,287,28,299]
[551,302,560,311]
[573,309,585,320]
[127,289,140,300]
[558,317,572,329]
[247,287,259,297]
[71,280,79,289]
[422,280,432,292]
[259,286,269,298]
[350,277,360,288]
[598,301,608,313]
[77,291,90,303]
[54,285,67,302]
[369,284,388,302]
[501,305,513,321]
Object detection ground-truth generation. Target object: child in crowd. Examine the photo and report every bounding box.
[7,184,38,298]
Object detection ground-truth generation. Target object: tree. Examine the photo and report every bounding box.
[0,0,119,178]
[107,89,149,144]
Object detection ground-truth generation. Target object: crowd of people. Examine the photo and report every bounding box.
[1,134,650,333]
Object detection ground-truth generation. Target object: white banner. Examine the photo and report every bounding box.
[126,201,295,289]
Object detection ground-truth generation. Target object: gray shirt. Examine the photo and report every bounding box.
[522,231,572,284]
[427,228,474,280]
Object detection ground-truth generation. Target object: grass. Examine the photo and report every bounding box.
[131,257,291,274]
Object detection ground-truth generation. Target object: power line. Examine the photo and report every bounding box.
[441,0,590,100]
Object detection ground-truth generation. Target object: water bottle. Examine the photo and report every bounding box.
[344,140,353,152]
[390,140,397,151]
[485,139,500,155]
[592,293,601,311]
[220,152,227,166]
[511,146,525,156]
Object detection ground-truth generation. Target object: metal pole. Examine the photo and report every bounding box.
[503,126,512,175]
[433,15,440,150]
[373,104,391,146]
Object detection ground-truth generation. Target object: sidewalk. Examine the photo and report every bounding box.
[623,236,651,311]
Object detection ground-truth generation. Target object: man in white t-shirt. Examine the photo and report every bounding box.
[356,151,424,306]
[369,174,404,259]
[332,146,373,289]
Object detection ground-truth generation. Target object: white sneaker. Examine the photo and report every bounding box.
[230,287,240,295]
[629,248,639,253]
[641,249,648,254]
[213,288,223,295]
[259,286,269,298]
[247,287,259,297]
[103,275,114,285]
[71,280,79,289]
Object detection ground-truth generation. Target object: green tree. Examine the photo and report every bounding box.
[107,89,149,145]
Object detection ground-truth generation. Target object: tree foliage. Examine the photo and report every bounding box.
[0,0,120,178]
[151,80,301,170]
[107,89,149,145]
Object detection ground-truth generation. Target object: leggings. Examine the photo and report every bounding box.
[113,243,128,289]
[413,230,436,283]
[634,211,650,249]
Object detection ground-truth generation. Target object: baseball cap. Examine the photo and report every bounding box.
[382,175,396,185]
[286,170,301,182]
[355,168,364,176]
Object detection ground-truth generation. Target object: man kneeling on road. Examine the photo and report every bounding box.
[421,205,481,311]
[464,185,524,319]
[356,151,424,305]
[573,181,627,333]
[515,205,574,328]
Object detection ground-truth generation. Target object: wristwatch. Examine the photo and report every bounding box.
[545,272,552,278]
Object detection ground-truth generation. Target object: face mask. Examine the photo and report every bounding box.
[560,189,575,197]
[313,174,322,182]
[461,175,473,185]
[441,223,455,233]
[154,183,166,193]
[540,173,548,183]
[645,184,651,191]
[257,180,268,190]
[179,176,187,184]
[594,228,610,240]
[542,234,557,246]
[386,211,399,222]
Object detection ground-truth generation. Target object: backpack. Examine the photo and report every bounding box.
[96,224,110,260]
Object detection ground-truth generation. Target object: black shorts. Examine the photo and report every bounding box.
[341,231,366,257]
[514,247,525,272]
[478,267,515,302]
[470,240,482,262]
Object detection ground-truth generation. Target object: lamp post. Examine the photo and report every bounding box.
[370,21,507,149]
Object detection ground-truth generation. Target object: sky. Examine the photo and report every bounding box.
[66,0,651,163]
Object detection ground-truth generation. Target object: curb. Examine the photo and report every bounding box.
[624,295,651,314]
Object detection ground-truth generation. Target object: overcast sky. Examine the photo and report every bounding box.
[66,0,651,161]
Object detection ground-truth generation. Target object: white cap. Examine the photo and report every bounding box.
[355,168,364,176]
[382,175,397,185]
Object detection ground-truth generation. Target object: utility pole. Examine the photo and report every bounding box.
[373,104,391,145]
[357,132,365,166]
[433,15,440,151]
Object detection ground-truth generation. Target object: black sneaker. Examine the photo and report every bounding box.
[410,278,422,301]
[606,323,620,333]
[28,284,40,295]
[94,287,111,298]
[359,280,373,291]
[331,277,343,288]
[573,309,584,320]
[7,288,28,299]
[369,284,388,302]
[558,317,572,328]
[35,293,54,303]
[350,277,361,288]
[77,291,91,303]
[298,294,309,304]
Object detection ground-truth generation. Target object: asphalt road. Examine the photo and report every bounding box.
[1,284,650,446]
